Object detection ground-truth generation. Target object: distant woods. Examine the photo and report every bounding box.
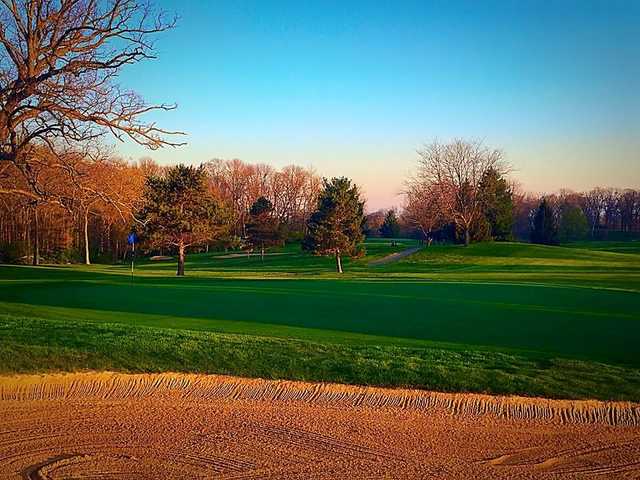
[523,188,640,245]
[0,2,638,268]
[205,159,321,241]
[0,0,181,264]
[386,139,640,246]
[0,157,322,266]
[0,150,146,265]
[2,146,638,267]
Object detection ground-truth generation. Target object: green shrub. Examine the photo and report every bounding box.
[49,247,81,264]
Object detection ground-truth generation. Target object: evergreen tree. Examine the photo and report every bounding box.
[379,210,401,238]
[531,198,558,245]
[139,165,227,276]
[246,197,281,260]
[303,177,365,273]
[558,205,589,242]
[478,167,514,241]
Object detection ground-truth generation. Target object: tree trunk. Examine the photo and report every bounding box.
[464,227,470,246]
[83,209,91,265]
[335,250,343,274]
[32,205,39,266]
[177,242,185,276]
[261,243,264,261]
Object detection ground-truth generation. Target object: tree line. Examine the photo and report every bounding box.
[0,155,321,265]
[1,1,638,274]
[2,138,638,271]
[376,139,640,246]
[524,188,640,245]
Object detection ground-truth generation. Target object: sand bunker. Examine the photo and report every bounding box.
[1,372,639,479]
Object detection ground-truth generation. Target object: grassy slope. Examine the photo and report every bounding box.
[1,239,639,400]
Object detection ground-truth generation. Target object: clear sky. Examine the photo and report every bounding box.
[117,0,640,211]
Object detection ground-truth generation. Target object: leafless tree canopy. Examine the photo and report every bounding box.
[405,139,506,244]
[402,181,447,241]
[0,0,183,185]
[204,159,321,238]
[0,148,144,264]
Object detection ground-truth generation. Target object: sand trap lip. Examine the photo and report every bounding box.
[1,372,638,427]
[2,372,639,479]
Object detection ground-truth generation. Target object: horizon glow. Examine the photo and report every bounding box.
[114,0,639,211]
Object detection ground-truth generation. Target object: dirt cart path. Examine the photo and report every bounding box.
[368,245,422,266]
[0,372,639,479]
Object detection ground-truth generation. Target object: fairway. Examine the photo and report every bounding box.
[1,240,640,400]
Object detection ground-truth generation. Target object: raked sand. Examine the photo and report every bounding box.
[1,372,639,479]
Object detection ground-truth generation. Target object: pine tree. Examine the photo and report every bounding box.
[246,197,281,260]
[379,210,401,238]
[139,165,227,276]
[531,198,558,245]
[478,167,514,241]
[303,177,365,273]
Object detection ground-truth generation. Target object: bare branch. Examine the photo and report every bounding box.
[0,0,185,187]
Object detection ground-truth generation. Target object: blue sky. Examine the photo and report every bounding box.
[117,0,640,210]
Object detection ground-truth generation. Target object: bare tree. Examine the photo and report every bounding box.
[402,181,447,244]
[602,188,620,230]
[581,188,607,236]
[0,0,183,199]
[204,158,321,240]
[413,139,506,245]
[66,151,143,264]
